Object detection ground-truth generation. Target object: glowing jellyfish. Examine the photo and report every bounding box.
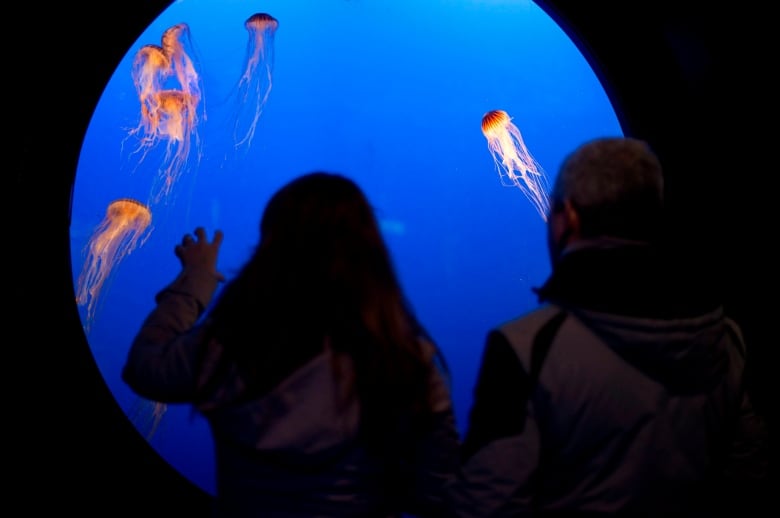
[481,109,551,221]
[161,23,203,102]
[231,12,279,150]
[131,44,171,132]
[127,24,204,205]
[130,397,168,442]
[145,89,201,203]
[75,198,153,331]
[129,45,170,149]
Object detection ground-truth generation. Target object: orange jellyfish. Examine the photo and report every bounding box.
[161,23,203,102]
[231,13,279,150]
[130,397,168,442]
[128,45,171,153]
[146,89,201,203]
[127,23,204,205]
[75,198,153,331]
[131,44,171,135]
[481,109,551,221]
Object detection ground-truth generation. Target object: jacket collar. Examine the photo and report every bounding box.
[534,238,720,319]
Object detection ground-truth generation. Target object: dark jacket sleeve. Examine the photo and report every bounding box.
[121,267,222,403]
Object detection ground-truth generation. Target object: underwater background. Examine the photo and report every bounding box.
[69,0,622,495]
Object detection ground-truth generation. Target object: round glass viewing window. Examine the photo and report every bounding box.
[70,0,622,494]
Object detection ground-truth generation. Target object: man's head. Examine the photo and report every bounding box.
[546,137,665,265]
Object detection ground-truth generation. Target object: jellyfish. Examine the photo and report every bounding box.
[481,109,551,221]
[126,23,204,206]
[146,89,201,203]
[75,198,153,331]
[128,45,171,149]
[161,23,203,102]
[131,44,171,131]
[230,12,279,150]
[130,397,168,442]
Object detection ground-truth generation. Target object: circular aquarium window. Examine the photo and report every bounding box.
[69,0,622,495]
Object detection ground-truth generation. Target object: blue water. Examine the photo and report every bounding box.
[69,0,622,496]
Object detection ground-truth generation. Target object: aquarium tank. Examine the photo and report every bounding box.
[69,0,622,495]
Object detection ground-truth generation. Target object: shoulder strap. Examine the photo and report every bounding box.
[528,309,567,512]
[528,309,568,391]
[513,309,568,435]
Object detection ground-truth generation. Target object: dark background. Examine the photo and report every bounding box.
[10,1,772,513]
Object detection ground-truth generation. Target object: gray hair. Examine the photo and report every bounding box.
[550,136,665,241]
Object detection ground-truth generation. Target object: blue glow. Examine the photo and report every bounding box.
[70,0,622,495]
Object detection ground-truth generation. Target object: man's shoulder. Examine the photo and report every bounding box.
[493,304,566,363]
[497,304,563,337]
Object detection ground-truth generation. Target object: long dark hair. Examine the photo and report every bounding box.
[203,171,439,452]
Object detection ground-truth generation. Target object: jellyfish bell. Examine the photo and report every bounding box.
[480,108,551,220]
[136,43,170,68]
[161,22,190,55]
[481,109,511,136]
[106,197,152,223]
[155,89,197,142]
[75,198,153,332]
[132,44,171,101]
[133,44,171,78]
[246,12,279,32]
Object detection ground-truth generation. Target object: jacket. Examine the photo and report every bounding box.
[122,266,460,518]
[450,239,769,517]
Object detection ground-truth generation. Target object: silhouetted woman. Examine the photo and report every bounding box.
[122,172,460,517]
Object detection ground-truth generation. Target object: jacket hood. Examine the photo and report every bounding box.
[205,349,361,465]
[572,305,731,394]
[535,240,732,393]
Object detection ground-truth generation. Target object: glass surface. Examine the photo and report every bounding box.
[69,0,622,495]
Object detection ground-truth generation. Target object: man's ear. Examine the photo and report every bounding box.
[563,199,580,239]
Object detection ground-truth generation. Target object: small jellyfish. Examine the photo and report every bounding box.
[130,397,168,442]
[481,109,551,220]
[231,12,279,150]
[75,198,153,331]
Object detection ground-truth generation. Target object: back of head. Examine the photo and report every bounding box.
[219,170,401,344]
[551,137,665,242]
[259,171,394,314]
[208,172,434,452]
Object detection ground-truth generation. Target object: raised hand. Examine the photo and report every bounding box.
[175,226,225,282]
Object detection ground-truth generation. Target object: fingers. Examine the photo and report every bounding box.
[193,227,206,242]
[182,227,223,246]
[212,229,224,248]
[175,227,225,280]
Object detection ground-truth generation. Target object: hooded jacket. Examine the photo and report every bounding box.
[450,239,768,517]
[122,265,459,518]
